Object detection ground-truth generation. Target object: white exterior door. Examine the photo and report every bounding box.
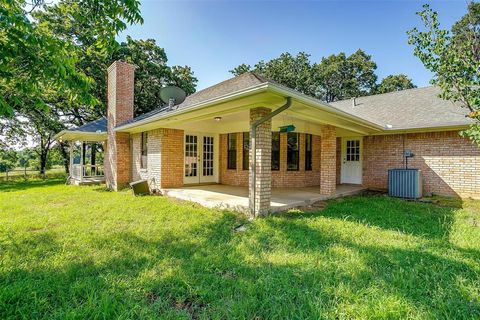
[184,133,218,184]
[341,137,362,184]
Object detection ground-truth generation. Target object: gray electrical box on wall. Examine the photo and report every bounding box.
[403,149,414,158]
[388,169,422,199]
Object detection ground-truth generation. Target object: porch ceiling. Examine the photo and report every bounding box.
[55,130,107,142]
[166,109,364,137]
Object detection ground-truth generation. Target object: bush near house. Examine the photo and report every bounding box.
[0,179,479,319]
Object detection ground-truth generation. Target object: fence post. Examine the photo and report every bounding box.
[6,170,8,181]
[24,166,27,178]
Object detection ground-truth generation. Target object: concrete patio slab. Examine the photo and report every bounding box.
[162,184,365,213]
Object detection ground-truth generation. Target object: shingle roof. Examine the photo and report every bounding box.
[329,86,473,130]
[71,117,107,133]
[119,72,267,127]
[116,71,472,131]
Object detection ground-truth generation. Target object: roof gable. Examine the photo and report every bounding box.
[119,72,267,127]
[72,117,107,133]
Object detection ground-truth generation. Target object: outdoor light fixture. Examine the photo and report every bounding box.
[214,116,222,122]
[279,125,296,133]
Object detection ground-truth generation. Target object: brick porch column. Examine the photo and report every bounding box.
[249,107,272,216]
[105,61,135,191]
[320,125,337,196]
[159,128,184,188]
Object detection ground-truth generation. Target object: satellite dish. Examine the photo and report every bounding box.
[160,86,186,108]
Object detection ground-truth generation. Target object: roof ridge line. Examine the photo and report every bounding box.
[189,71,266,98]
[331,85,437,103]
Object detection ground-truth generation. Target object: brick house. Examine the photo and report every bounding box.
[56,61,480,215]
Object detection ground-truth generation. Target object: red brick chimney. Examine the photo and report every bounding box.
[105,61,135,190]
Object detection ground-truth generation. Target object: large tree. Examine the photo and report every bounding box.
[114,37,197,116]
[313,50,378,102]
[230,49,378,102]
[0,0,143,118]
[375,74,416,94]
[9,2,197,174]
[230,52,316,96]
[408,2,480,144]
[37,2,198,122]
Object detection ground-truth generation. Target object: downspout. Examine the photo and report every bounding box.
[250,97,292,216]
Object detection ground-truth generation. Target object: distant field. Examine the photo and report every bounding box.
[0,166,65,181]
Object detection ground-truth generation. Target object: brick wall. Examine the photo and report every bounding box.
[219,133,249,186]
[131,129,161,190]
[159,129,184,188]
[131,128,184,190]
[219,132,322,187]
[105,61,135,191]
[363,131,480,198]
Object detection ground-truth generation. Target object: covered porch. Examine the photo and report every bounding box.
[69,141,106,185]
[116,74,384,215]
[163,184,366,213]
[54,117,107,185]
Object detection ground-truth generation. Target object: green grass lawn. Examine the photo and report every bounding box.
[0,179,479,319]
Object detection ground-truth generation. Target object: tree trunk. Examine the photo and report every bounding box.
[39,152,48,176]
[59,142,70,174]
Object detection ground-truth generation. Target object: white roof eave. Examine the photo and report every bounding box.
[115,83,270,132]
[54,130,107,141]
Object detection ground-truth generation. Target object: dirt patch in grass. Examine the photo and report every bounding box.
[293,200,328,213]
[172,296,205,320]
[27,227,46,233]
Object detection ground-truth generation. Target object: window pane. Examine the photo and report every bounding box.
[185,134,197,177]
[203,136,214,176]
[305,134,312,171]
[287,132,299,171]
[141,132,148,169]
[271,132,280,171]
[243,132,249,170]
[227,133,237,169]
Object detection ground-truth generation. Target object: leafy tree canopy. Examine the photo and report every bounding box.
[1,0,197,174]
[36,2,198,122]
[115,36,197,116]
[230,49,383,102]
[230,52,316,96]
[375,74,416,94]
[408,2,480,144]
[313,50,378,102]
[0,0,143,117]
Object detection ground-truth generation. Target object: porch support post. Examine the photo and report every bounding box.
[69,142,73,180]
[249,107,272,216]
[320,125,336,196]
[80,141,84,182]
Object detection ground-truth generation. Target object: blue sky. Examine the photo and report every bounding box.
[118,0,468,91]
